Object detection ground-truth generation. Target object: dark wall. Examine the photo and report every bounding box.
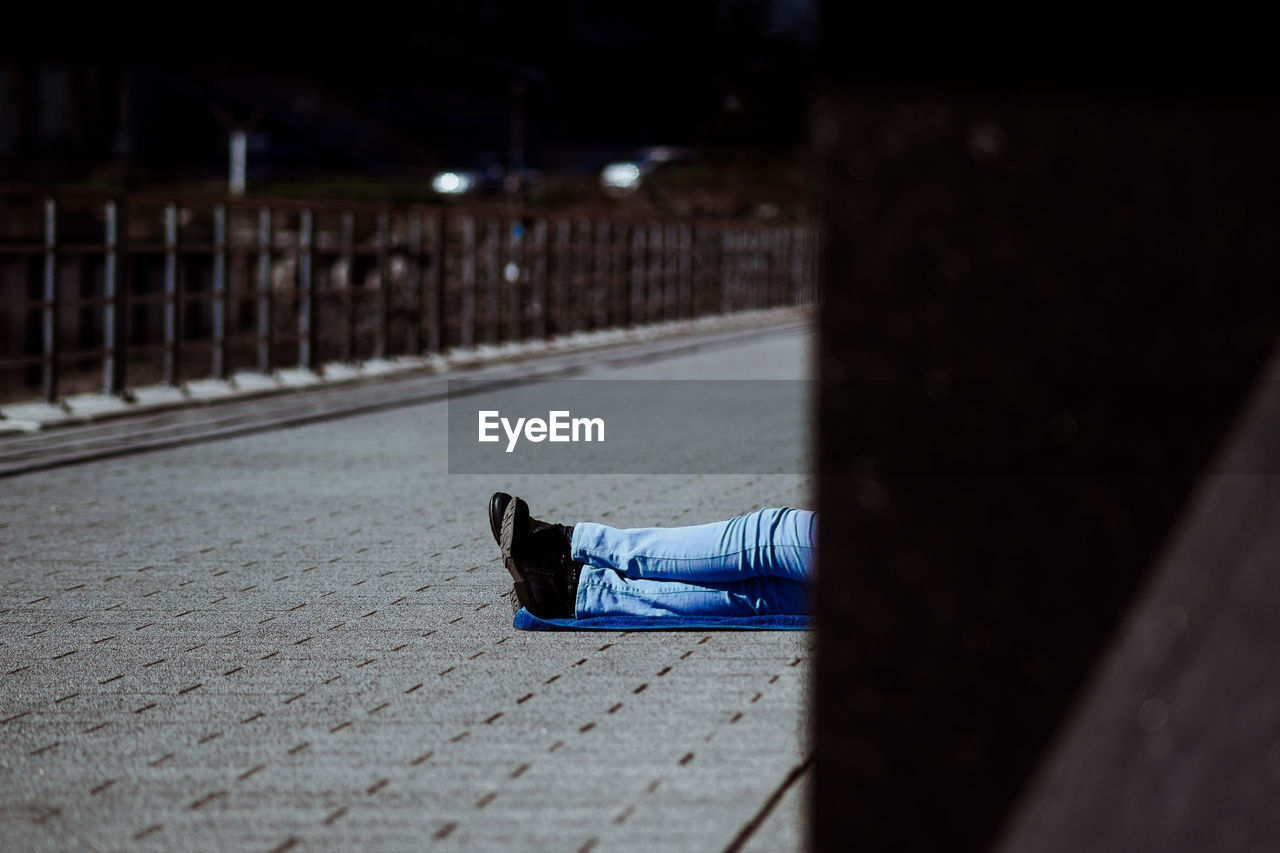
[810,81,1280,850]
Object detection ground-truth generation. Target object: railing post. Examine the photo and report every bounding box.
[783,222,793,306]
[724,227,735,313]
[584,220,596,330]
[212,205,228,379]
[460,215,476,350]
[609,219,625,326]
[772,226,786,307]
[759,226,770,308]
[759,225,769,308]
[103,200,127,396]
[163,203,180,386]
[664,223,678,320]
[566,219,575,335]
[585,219,596,330]
[689,224,701,317]
[375,209,389,360]
[570,219,584,332]
[776,226,786,307]
[748,226,757,309]
[341,210,355,361]
[532,218,548,340]
[591,219,607,330]
[783,225,794,306]
[506,218,522,342]
[41,197,58,403]
[654,223,665,320]
[554,219,570,336]
[602,220,614,329]
[806,221,818,305]
[737,226,747,311]
[648,222,663,323]
[659,221,671,321]
[427,213,444,353]
[256,206,272,373]
[483,217,499,344]
[407,209,422,354]
[717,224,730,314]
[597,220,609,328]
[298,208,315,370]
[570,218,581,334]
[630,222,645,326]
[675,222,686,318]
[738,226,745,311]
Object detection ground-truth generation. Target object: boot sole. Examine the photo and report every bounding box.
[488,492,512,545]
[500,497,531,614]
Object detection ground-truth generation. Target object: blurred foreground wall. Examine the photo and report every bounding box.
[811,57,1280,853]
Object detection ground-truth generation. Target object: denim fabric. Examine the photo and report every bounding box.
[514,608,813,631]
[570,507,816,618]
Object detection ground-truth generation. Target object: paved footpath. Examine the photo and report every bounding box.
[0,318,814,852]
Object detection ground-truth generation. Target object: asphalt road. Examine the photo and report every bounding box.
[0,318,815,852]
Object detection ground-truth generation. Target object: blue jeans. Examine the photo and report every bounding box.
[570,507,816,618]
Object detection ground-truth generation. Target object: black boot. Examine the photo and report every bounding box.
[488,491,570,546]
[500,496,580,618]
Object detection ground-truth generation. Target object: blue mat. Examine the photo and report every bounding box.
[513,608,813,631]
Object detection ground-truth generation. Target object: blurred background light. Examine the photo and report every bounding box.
[431,171,473,195]
[601,161,642,191]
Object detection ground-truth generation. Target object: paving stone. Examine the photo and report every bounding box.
[1,320,814,851]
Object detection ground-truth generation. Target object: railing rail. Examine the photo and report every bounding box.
[0,187,818,404]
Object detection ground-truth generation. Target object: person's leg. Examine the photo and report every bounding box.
[570,507,816,585]
[574,567,810,618]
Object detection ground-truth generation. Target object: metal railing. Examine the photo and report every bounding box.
[0,187,818,404]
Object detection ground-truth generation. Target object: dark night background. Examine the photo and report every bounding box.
[1,0,816,201]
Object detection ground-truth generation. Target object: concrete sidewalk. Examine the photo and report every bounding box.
[0,319,814,851]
